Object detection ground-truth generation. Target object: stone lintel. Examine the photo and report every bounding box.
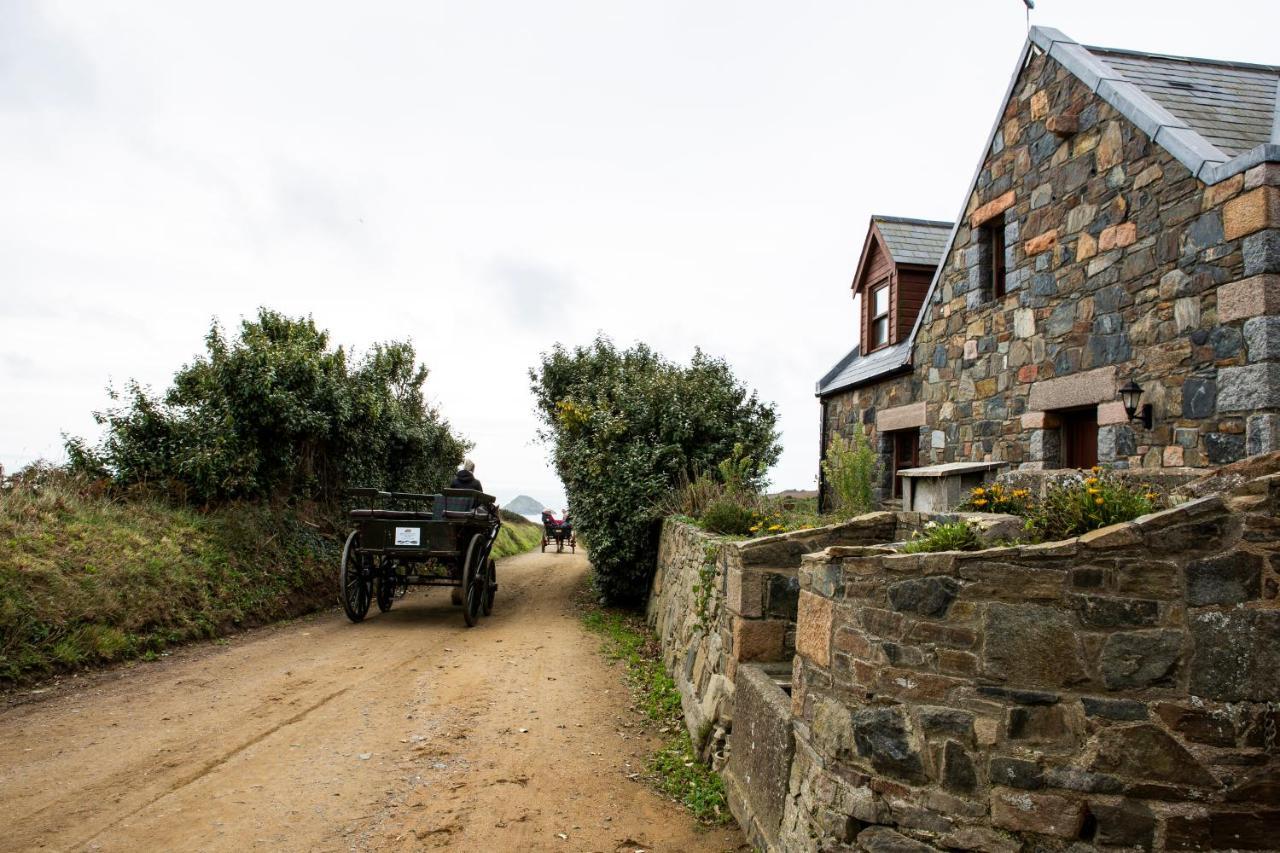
[1028,366,1118,412]
[1218,274,1280,323]
[970,190,1017,229]
[876,402,927,432]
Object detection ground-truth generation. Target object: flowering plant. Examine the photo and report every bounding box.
[957,481,1033,515]
[1028,467,1162,540]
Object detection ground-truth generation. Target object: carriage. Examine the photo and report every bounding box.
[540,509,576,553]
[340,488,501,626]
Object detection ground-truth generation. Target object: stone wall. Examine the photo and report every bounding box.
[821,48,1280,476]
[779,474,1280,851]
[647,513,927,755]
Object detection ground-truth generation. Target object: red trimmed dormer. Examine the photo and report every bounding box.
[853,216,952,352]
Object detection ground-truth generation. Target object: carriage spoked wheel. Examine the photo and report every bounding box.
[340,531,373,623]
[461,533,486,627]
[481,558,497,617]
[375,564,396,613]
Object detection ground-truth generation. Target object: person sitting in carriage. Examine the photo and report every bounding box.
[450,459,484,494]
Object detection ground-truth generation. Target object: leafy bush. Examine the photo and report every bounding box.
[531,337,780,604]
[1028,468,1161,540]
[957,482,1033,515]
[900,520,982,553]
[66,309,467,504]
[700,498,757,536]
[821,422,881,516]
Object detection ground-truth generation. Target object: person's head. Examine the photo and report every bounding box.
[462,459,475,473]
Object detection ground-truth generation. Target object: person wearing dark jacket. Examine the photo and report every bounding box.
[449,459,484,493]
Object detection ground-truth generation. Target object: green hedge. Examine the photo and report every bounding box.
[531,337,779,605]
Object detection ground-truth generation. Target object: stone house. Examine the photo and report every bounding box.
[816,26,1280,507]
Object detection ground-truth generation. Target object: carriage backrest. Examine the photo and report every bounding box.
[441,488,496,518]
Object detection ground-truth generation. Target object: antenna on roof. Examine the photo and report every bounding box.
[1022,0,1034,32]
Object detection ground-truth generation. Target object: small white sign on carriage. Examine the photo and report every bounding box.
[394,527,421,546]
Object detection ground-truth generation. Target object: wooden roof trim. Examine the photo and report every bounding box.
[850,220,892,298]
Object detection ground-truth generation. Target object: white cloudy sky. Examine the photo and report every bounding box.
[2,1,1275,507]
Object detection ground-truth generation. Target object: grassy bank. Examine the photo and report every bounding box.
[580,601,730,824]
[0,478,339,683]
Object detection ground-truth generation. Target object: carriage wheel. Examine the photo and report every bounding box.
[375,570,395,613]
[481,558,496,616]
[340,531,372,623]
[461,534,484,627]
[540,535,547,553]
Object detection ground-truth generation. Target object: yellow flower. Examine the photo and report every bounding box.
[749,525,760,532]
[768,524,783,532]
[1084,476,1099,486]
[1087,487,1100,495]
[1094,497,1104,505]
[1145,492,1158,501]
[1091,466,1102,472]
[973,498,988,506]
[972,487,986,496]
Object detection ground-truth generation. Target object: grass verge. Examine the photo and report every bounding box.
[492,510,543,560]
[580,601,730,824]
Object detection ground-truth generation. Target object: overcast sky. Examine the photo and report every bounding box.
[2,1,1276,507]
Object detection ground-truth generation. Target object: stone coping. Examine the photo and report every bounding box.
[897,461,1009,478]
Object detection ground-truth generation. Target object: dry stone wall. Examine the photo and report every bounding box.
[647,514,925,755]
[781,475,1280,851]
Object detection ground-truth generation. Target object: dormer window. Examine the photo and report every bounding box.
[869,283,890,349]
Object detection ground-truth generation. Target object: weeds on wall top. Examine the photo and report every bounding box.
[956,466,1163,542]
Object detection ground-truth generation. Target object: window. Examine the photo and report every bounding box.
[869,283,890,349]
[981,222,1007,300]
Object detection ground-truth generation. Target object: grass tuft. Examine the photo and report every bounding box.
[580,602,730,824]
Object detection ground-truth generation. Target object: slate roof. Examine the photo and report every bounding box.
[815,341,912,397]
[1090,47,1278,159]
[1029,27,1280,183]
[873,216,953,267]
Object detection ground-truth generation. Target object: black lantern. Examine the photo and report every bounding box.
[1118,378,1153,429]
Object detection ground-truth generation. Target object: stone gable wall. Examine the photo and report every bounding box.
[821,49,1280,481]
[780,474,1280,852]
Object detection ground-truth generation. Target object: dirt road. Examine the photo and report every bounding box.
[0,549,745,852]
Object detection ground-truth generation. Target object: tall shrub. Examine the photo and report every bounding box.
[531,337,780,604]
[66,309,468,504]
[821,422,881,516]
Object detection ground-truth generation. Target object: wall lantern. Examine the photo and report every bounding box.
[1118,378,1153,429]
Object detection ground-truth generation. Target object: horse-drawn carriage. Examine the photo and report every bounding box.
[540,509,575,553]
[340,488,501,627]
